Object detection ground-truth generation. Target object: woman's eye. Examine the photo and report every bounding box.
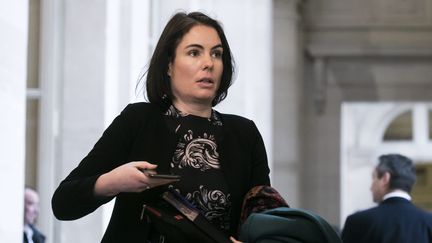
[188,50,199,57]
[211,50,223,58]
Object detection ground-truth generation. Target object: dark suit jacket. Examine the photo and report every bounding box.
[341,197,432,243]
[23,225,45,243]
[51,102,270,242]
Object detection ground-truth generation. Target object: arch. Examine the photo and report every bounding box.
[383,110,413,141]
[357,103,414,149]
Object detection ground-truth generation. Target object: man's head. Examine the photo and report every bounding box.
[370,154,416,203]
[24,187,40,225]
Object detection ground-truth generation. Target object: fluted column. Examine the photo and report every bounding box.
[272,0,304,207]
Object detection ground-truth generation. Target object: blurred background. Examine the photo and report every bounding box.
[2,0,432,242]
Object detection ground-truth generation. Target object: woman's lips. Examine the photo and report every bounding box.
[196,78,215,88]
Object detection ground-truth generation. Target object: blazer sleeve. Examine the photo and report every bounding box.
[51,104,145,220]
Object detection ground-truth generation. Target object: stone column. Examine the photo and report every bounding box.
[0,0,28,242]
[53,0,108,242]
[38,0,64,242]
[46,1,151,242]
[272,0,304,207]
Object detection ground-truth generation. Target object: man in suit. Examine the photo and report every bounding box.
[341,154,432,243]
[24,187,45,243]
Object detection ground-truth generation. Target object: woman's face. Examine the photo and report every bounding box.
[168,25,223,107]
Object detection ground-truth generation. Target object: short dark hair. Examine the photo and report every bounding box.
[143,11,235,110]
[376,154,416,193]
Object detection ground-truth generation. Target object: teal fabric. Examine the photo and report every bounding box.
[239,207,342,243]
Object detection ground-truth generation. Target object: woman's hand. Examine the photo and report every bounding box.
[94,161,177,197]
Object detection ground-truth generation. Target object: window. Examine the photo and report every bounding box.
[383,110,413,141]
[412,164,432,211]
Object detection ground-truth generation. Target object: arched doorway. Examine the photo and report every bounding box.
[340,102,432,225]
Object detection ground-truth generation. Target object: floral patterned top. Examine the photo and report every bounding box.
[164,105,232,233]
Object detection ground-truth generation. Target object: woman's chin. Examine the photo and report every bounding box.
[192,97,214,106]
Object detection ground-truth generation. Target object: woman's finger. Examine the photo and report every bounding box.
[134,161,158,170]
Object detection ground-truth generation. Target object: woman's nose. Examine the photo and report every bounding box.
[202,54,214,71]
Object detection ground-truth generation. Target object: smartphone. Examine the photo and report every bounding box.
[147,173,181,180]
[140,169,181,180]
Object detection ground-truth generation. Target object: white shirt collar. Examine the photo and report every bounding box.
[383,190,411,201]
[24,224,34,243]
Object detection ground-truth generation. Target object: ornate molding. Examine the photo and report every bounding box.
[306,44,432,114]
[304,0,432,28]
[307,45,432,58]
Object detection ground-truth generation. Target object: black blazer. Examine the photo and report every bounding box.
[23,225,45,243]
[52,103,270,242]
[341,197,432,243]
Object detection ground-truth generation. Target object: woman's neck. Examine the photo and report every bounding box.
[172,101,212,118]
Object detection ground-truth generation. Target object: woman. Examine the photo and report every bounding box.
[52,11,270,243]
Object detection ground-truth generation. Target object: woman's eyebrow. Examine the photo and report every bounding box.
[211,44,223,50]
[185,44,204,49]
[184,44,223,50]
